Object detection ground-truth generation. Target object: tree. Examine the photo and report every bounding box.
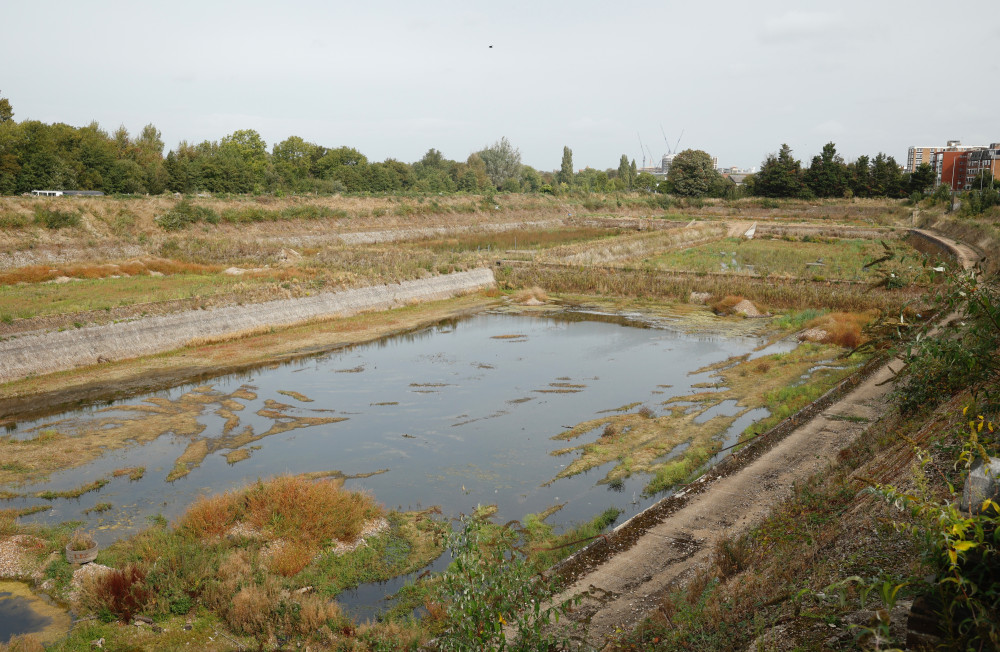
[521,165,543,192]
[0,90,13,123]
[557,146,573,186]
[617,154,633,189]
[870,153,903,198]
[576,167,610,192]
[804,142,849,198]
[849,155,872,198]
[908,162,935,195]
[752,144,805,198]
[667,149,722,197]
[634,171,658,192]
[478,137,521,189]
[272,136,317,189]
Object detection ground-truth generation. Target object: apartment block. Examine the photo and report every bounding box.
[906,139,983,173]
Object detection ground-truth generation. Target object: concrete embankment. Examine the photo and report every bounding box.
[540,227,978,648]
[0,269,495,385]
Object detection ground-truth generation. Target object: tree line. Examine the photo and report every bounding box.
[0,92,961,200]
[747,142,935,199]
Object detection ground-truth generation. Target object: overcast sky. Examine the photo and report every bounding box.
[3,0,998,171]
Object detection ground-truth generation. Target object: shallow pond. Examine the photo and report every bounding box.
[5,309,793,617]
[0,580,70,645]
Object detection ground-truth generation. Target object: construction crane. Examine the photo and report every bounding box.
[659,125,685,155]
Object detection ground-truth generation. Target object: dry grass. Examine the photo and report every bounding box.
[181,475,382,546]
[511,286,548,303]
[0,636,45,652]
[112,466,145,481]
[498,263,919,313]
[0,258,220,286]
[803,311,876,349]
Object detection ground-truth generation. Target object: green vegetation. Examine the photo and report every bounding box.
[32,205,80,229]
[647,236,916,281]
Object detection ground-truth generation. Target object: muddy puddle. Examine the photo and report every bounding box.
[0,581,70,645]
[2,310,797,616]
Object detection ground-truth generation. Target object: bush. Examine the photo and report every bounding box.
[33,205,80,229]
[80,564,151,624]
[156,200,218,230]
[870,412,999,649]
[436,516,577,651]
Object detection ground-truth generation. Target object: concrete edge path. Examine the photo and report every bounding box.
[0,269,496,385]
[542,228,979,650]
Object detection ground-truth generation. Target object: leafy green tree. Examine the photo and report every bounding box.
[0,90,13,123]
[667,149,722,197]
[753,144,805,198]
[577,167,610,192]
[462,153,490,191]
[617,154,633,189]
[557,146,573,186]
[521,165,542,192]
[272,136,317,189]
[106,159,148,194]
[478,137,521,189]
[804,142,849,198]
[218,129,270,192]
[413,148,456,192]
[634,171,658,192]
[908,162,935,195]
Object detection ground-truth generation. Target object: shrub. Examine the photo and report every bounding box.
[80,564,151,624]
[156,200,218,230]
[33,205,80,229]
[436,516,577,651]
[869,412,999,649]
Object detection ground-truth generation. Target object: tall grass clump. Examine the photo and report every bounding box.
[33,205,80,229]
[181,475,382,546]
[803,311,874,348]
[155,200,218,230]
[280,205,348,220]
[0,210,29,228]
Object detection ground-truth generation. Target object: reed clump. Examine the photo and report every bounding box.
[803,311,874,349]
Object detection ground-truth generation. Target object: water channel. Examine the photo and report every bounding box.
[4,308,793,626]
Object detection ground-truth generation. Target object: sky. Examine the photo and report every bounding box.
[2,0,998,171]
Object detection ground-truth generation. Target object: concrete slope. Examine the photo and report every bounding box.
[544,228,979,649]
[0,269,495,385]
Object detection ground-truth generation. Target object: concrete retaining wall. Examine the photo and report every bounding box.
[0,268,496,384]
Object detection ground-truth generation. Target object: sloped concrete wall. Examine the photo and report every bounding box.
[0,268,495,384]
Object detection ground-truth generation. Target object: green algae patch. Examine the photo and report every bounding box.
[35,476,110,500]
[548,342,865,495]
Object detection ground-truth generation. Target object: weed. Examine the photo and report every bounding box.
[80,564,151,624]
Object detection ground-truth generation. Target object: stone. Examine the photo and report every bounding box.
[961,458,1000,514]
[689,291,711,304]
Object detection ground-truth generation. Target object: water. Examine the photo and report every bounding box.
[0,581,70,645]
[4,310,792,616]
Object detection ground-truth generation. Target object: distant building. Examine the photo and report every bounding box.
[932,151,971,191]
[30,190,105,197]
[931,143,1000,191]
[906,140,984,173]
[966,145,1000,188]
